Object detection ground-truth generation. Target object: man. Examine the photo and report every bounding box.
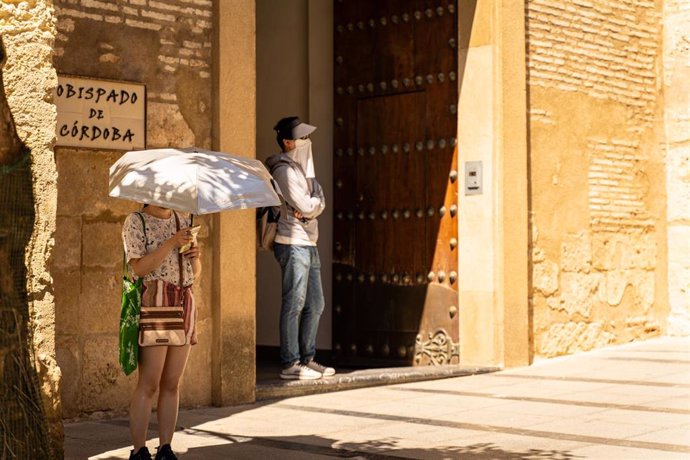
[265,116,336,380]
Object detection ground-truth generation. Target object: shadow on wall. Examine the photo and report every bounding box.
[0,36,51,458]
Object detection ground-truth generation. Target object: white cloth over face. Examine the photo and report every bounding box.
[287,138,316,178]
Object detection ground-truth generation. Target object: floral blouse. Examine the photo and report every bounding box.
[122,211,195,287]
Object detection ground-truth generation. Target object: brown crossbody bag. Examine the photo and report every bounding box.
[138,212,188,347]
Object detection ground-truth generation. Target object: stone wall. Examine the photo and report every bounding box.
[0,0,61,456]
[526,0,669,357]
[663,0,690,336]
[51,0,214,417]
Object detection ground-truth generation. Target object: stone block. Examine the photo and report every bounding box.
[538,321,614,357]
[82,221,123,268]
[80,335,133,412]
[624,315,661,337]
[56,150,136,217]
[194,214,211,239]
[556,272,603,317]
[532,246,546,263]
[631,270,655,312]
[182,321,213,406]
[54,269,81,335]
[53,216,81,270]
[625,233,657,270]
[668,226,690,335]
[561,231,591,272]
[147,102,195,148]
[79,270,121,334]
[533,260,559,296]
[192,253,213,322]
[592,233,620,270]
[666,145,690,222]
[605,269,630,306]
[56,335,81,419]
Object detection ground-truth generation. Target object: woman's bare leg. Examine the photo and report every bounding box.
[130,346,168,450]
[156,344,191,446]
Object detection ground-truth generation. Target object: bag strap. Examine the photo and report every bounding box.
[173,211,184,288]
[122,212,147,279]
[271,156,311,192]
[269,158,312,216]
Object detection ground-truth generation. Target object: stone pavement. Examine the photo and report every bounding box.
[64,337,690,459]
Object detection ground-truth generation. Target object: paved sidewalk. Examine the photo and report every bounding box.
[65,337,690,459]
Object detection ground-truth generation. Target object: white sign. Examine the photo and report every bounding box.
[55,75,146,150]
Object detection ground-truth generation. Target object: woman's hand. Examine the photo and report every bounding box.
[293,210,304,220]
[184,243,202,280]
[170,228,195,249]
[182,243,201,260]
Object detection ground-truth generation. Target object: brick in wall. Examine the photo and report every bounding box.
[587,137,654,232]
[527,0,661,128]
[54,0,213,99]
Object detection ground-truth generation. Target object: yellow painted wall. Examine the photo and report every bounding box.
[527,0,670,356]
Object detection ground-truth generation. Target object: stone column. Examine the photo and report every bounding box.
[457,0,530,368]
[664,0,690,336]
[211,0,257,405]
[457,0,501,366]
[497,0,530,367]
[0,2,61,456]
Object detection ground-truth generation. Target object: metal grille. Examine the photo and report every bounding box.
[0,35,51,459]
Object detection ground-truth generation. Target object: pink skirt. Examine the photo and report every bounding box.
[142,280,197,345]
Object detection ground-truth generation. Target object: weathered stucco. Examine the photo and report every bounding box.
[664,0,690,336]
[0,0,60,455]
[51,0,214,418]
[527,0,669,357]
[1,6,686,458]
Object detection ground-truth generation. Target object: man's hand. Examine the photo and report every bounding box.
[293,210,304,220]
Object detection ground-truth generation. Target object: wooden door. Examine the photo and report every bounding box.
[333,0,459,366]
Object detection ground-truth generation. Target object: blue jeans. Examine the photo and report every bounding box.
[273,243,325,367]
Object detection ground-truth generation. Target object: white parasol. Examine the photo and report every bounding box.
[108,147,280,214]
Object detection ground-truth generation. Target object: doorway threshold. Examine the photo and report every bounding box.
[256,365,500,401]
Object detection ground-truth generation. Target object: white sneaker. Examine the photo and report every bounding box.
[280,363,322,380]
[304,360,336,377]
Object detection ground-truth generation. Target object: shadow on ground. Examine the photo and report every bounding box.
[178,429,583,460]
[67,400,582,460]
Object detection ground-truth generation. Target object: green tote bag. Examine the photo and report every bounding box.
[118,212,146,375]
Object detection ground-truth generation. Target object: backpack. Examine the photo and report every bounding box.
[256,203,280,251]
[256,178,281,251]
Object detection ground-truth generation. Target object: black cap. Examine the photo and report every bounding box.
[273,116,317,140]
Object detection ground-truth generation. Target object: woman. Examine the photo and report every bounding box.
[122,204,201,460]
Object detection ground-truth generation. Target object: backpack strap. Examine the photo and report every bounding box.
[268,157,312,215]
[270,156,311,192]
